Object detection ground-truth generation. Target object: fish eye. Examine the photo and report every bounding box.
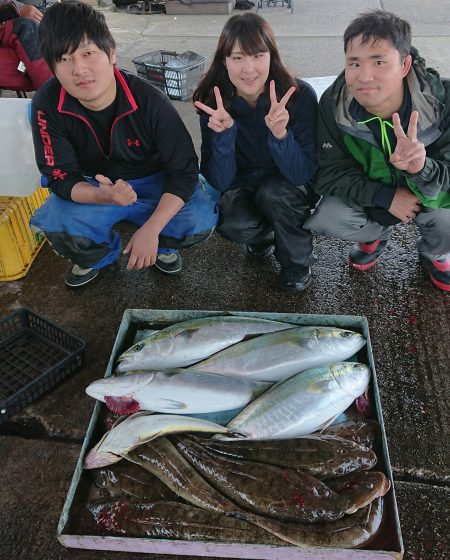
[132,343,144,353]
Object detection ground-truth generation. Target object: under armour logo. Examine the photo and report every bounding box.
[322,142,333,150]
[52,168,67,180]
[127,138,141,147]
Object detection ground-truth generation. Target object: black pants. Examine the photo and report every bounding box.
[217,177,318,272]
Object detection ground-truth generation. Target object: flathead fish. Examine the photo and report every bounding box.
[191,327,366,382]
[322,419,380,449]
[116,316,296,372]
[87,497,383,549]
[223,362,371,439]
[126,437,384,548]
[84,413,240,469]
[92,462,178,501]
[88,499,285,544]
[86,369,271,415]
[194,433,377,478]
[174,436,384,522]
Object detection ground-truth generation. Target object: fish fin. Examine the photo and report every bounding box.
[153,398,187,410]
[175,327,201,340]
[318,414,340,432]
[105,396,141,416]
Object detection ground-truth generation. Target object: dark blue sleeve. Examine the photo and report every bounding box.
[267,80,318,186]
[199,112,238,193]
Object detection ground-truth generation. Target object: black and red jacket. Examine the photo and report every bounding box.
[31,68,199,201]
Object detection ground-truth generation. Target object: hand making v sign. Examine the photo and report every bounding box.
[194,86,234,133]
[390,111,426,175]
[264,80,296,140]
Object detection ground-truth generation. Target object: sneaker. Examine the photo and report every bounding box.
[420,255,450,292]
[65,264,100,288]
[349,240,387,271]
[155,251,182,274]
[246,241,274,258]
[280,268,312,291]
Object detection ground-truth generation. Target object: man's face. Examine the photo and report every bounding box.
[344,35,412,118]
[54,40,117,111]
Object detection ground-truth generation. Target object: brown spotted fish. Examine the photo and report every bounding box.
[124,437,386,548]
[91,461,178,501]
[173,437,388,522]
[87,499,285,544]
[195,433,377,479]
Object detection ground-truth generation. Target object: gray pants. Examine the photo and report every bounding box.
[304,196,450,259]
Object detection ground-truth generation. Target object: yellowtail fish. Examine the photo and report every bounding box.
[192,327,366,382]
[116,316,296,372]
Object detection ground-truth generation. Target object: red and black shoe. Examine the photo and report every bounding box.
[349,240,387,271]
[420,255,450,292]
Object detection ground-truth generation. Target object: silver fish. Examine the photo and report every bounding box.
[84,412,240,469]
[223,362,371,439]
[86,369,271,415]
[192,327,366,382]
[116,316,296,372]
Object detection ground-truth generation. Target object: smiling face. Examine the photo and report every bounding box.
[225,40,270,106]
[54,39,117,111]
[344,35,412,118]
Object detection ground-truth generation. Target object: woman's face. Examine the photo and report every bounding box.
[224,40,270,105]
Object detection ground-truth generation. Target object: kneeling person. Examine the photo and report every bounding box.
[305,10,450,291]
[30,2,218,288]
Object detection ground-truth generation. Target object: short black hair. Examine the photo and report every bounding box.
[39,2,116,71]
[344,10,411,59]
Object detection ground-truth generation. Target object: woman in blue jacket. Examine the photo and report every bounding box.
[193,13,318,291]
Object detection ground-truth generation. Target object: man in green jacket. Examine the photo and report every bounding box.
[305,10,450,291]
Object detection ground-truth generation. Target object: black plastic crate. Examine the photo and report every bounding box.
[0,309,85,424]
[132,50,207,100]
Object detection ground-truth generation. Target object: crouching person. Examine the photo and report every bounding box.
[30,2,218,288]
[305,10,450,291]
[193,14,318,292]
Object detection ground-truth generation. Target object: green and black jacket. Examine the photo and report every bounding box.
[313,47,450,209]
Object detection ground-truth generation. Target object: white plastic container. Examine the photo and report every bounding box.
[0,98,41,196]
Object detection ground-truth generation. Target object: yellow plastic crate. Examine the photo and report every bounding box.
[0,187,49,281]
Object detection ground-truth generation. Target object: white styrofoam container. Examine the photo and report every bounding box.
[0,98,40,196]
[57,309,404,559]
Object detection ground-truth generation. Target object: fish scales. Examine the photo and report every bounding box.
[126,438,242,515]
[173,436,346,523]
[193,434,377,478]
[224,362,371,439]
[322,420,380,449]
[120,437,384,548]
[86,369,271,416]
[191,327,366,382]
[87,499,286,544]
[116,316,296,372]
[92,462,178,501]
[84,413,237,469]
[87,497,383,549]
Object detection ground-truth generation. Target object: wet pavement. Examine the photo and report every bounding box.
[1,1,449,559]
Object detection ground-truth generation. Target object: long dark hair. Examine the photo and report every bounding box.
[193,13,298,113]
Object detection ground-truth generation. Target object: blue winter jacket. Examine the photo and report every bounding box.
[199,79,318,193]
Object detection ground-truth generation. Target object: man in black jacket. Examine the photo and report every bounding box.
[30,2,218,287]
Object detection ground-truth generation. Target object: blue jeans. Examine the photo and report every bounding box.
[30,173,219,269]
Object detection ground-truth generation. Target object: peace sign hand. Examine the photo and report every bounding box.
[264,80,296,140]
[194,86,234,133]
[390,111,426,175]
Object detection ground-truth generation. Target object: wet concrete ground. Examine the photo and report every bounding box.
[1,1,449,559]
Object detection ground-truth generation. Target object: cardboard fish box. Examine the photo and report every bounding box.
[57,309,404,559]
